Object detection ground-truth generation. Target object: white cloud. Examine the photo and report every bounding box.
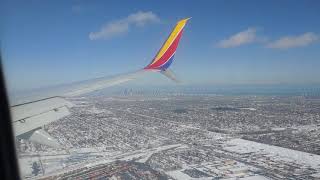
[89,11,160,40]
[266,32,319,49]
[71,5,83,13]
[217,28,258,48]
[126,11,160,26]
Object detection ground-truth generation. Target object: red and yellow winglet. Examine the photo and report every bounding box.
[144,18,191,71]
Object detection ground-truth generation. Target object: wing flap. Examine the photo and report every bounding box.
[12,97,72,136]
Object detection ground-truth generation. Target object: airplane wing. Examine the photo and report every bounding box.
[10,18,190,148]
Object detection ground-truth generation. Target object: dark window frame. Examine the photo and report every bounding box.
[0,55,21,180]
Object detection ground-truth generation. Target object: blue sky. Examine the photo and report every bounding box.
[1,0,320,91]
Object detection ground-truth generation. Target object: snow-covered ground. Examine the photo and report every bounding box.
[21,144,183,179]
[166,170,269,180]
[166,170,198,180]
[239,108,256,111]
[222,175,270,180]
[224,138,320,169]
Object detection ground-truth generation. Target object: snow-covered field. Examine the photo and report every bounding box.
[224,138,320,169]
[20,144,183,179]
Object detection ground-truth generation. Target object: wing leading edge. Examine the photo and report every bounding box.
[11,18,191,147]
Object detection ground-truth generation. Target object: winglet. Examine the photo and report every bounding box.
[144,17,190,71]
[161,69,180,83]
